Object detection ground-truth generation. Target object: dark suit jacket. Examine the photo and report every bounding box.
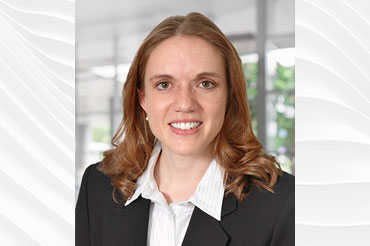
[76,163,294,246]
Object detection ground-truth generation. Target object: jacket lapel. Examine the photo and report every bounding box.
[182,193,238,246]
[103,192,238,246]
[103,195,151,246]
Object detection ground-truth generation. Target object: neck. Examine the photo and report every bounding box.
[154,145,213,203]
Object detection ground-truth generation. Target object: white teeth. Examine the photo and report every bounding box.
[170,122,201,130]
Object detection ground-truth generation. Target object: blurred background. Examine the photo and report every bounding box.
[76,0,295,198]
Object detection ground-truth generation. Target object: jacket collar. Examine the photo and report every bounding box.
[125,141,226,221]
[109,141,238,245]
[182,192,238,246]
[105,192,237,246]
[103,195,151,246]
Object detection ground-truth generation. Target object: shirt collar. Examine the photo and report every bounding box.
[125,142,225,221]
[125,142,162,206]
[189,158,225,221]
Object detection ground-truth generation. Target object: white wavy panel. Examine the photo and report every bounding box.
[297,0,370,78]
[297,183,370,225]
[0,0,74,60]
[296,58,370,118]
[296,140,370,184]
[0,169,74,245]
[0,6,74,110]
[296,5,370,95]
[0,0,74,22]
[0,0,74,245]
[296,0,370,244]
[0,1,74,81]
[0,57,74,153]
[296,224,370,246]
[0,213,39,245]
[296,97,370,143]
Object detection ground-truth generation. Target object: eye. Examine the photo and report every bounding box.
[157,81,171,90]
[199,81,215,89]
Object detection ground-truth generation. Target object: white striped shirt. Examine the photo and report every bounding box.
[125,142,225,246]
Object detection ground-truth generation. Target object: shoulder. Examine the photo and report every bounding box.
[76,163,121,245]
[78,162,115,202]
[271,171,295,198]
[232,171,295,226]
[223,172,294,244]
[81,162,111,185]
[241,171,294,208]
[77,162,124,219]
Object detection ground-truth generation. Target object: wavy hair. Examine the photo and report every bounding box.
[99,12,282,202]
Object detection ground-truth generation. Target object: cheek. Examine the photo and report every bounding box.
[216,97,227,124]
[206,97,227,121]
[146,95,171,117]
[216,91,227,109]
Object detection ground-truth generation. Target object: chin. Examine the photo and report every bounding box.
[166,143,204,157]
[171,147,197,156]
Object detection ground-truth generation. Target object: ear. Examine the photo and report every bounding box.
[138,89,147,112]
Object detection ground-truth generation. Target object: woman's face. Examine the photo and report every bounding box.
[140,36,228,157]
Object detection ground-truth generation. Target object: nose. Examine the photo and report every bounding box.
[174,85,197,113]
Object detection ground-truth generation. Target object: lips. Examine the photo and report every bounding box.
[170,122,201,130]
[168,119,203,135]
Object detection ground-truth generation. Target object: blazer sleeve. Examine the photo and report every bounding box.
[270,189,295,246]
[76,165,92,246]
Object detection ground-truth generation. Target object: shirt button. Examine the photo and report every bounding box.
[146,185,153,193]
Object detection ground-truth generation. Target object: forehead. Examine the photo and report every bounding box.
[144,36,225,80]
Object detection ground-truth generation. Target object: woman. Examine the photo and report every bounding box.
[76,12,294,246]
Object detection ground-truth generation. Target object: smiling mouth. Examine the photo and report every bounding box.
[169,122,202,130]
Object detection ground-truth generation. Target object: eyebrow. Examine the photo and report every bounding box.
[149,74,174,82]
[148,72,222,82]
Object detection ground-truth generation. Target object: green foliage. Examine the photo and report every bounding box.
[92,126,110,143]
[243,61,295,174]
[273,63,295,91]
[269,63,295,173]
[244,62,258,136]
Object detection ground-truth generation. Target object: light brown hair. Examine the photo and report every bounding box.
[99,12,282,202]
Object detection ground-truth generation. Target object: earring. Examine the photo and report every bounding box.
[145,115,148,121]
